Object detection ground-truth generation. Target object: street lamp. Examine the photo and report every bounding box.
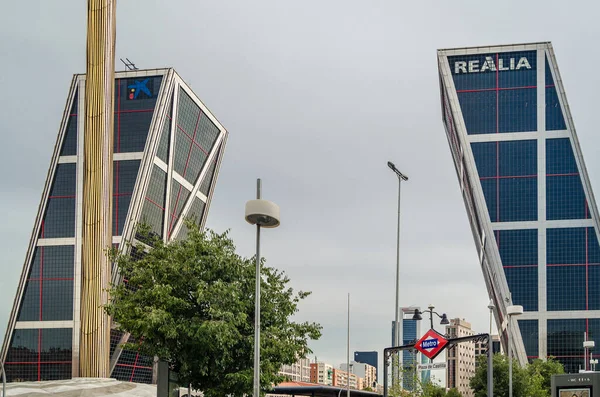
[412,305,450,330]
[387,161,408,386]
[583,336,595,371]
[487,300,495,337]
[246,179,280,397]
[506,305,523,397]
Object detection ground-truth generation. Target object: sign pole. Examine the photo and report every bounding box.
[487,334,493,397]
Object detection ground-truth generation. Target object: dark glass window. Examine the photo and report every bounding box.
[156,97,172,163]
[547,138,578,174]
[457,91,496,134]
[60,92,78,156]
[547,228,588,265]
[40,163,76,238]
[5,328,72,382]
[547,175,588,220]
[498,89,537,133]
[505,267,538,311]
[496,229,538,266]
[518,320,538,357]
[173,89,220,185]
[113,76,163,153]
[471,142,497,178]
[175,198,206,241]
[140,165,167,238]
[498,177,537,222]
[17,246,74,321]
[200,152,219,196]
[113,160,141,235]
[480,179,498,222]
[167,180,191,237]
[546,139,589,220]
[545,57,567,131]
[547,319,585,373]
[111,335,153,384]
[547,265,586,310]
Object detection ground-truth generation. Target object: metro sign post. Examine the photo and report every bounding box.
[414,329,448,360]
[383,330,493,397]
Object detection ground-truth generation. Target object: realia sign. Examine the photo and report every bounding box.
[454,56,531,74]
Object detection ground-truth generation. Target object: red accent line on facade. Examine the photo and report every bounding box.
[114,192,133,197]
[496,53,499,223]
[144,197,165,211]
[546,172,579,177]
[117,82,121,152]
[480,174,537,180]
[115,161,119,235]
[115,363,152,369]
[547,263,600,267]
[4,361,72,365]
[28,277,74,281]
[586,227,589,310]
[37,329,41,381]
[456,85,537,93]
[115,109,154,114]
[69,113,77,117]
[502,265,538,268]
[39,247,44,322]
[130,353,140,382]
[48,195,76,199]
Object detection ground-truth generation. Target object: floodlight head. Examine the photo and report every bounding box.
[487,299,495,310]
[245,199,280,228]
[412,309,422,321]
[584,341,595,349]
[506,305,524,316]
[387,161,408,181]
[440,313,449,325]
[387,161,396,171]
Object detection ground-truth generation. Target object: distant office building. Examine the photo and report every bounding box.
[279,358,311,383]
[446,319,476,397]
[310,362,333,386]
[332,368,359,390]
[438,41,600,373]
[393,307,429,390]
[0,69,227,382]
[354,351,378,382]
[341,361,376,390]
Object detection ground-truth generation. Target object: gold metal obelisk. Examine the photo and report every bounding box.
[79,0,116,377]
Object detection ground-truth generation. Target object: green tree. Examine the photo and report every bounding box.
[470,354,564,397]
[105,225,322,397]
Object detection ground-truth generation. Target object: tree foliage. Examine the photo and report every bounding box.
[470,354,564,397]
[105,224,322,397]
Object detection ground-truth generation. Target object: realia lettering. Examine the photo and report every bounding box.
[454,57,531,74]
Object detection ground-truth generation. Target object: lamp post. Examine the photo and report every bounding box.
[487,300,495,338]
[583,335,595,372]
[506,305,523,397]
[245,179,281,397]
[387,161,407,387]
[412,305,450,330]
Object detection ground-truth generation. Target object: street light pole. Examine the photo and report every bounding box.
[487,300,495,338]
[506,305,523,397]
[387,161,407,387]
[246,179,281,397]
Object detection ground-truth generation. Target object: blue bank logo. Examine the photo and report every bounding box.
[127,78,152,100]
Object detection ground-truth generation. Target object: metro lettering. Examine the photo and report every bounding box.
[421,340,439,349]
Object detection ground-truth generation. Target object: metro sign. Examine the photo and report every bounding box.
[414,329,449,360]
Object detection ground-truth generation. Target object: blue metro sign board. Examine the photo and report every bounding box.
[414,329,449,360]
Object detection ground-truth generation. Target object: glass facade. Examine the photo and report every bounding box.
[440,43,600,372]
[3,69,227,383]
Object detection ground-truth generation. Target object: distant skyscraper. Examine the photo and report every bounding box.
[0,68,227,382]
[354,351,378,382]
[446,319,475,397]
[438,41,600,373]
[393,307,429,390]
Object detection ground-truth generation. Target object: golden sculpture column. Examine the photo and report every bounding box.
[80,0,116,377]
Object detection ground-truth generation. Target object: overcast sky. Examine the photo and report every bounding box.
[2,0,600,377]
